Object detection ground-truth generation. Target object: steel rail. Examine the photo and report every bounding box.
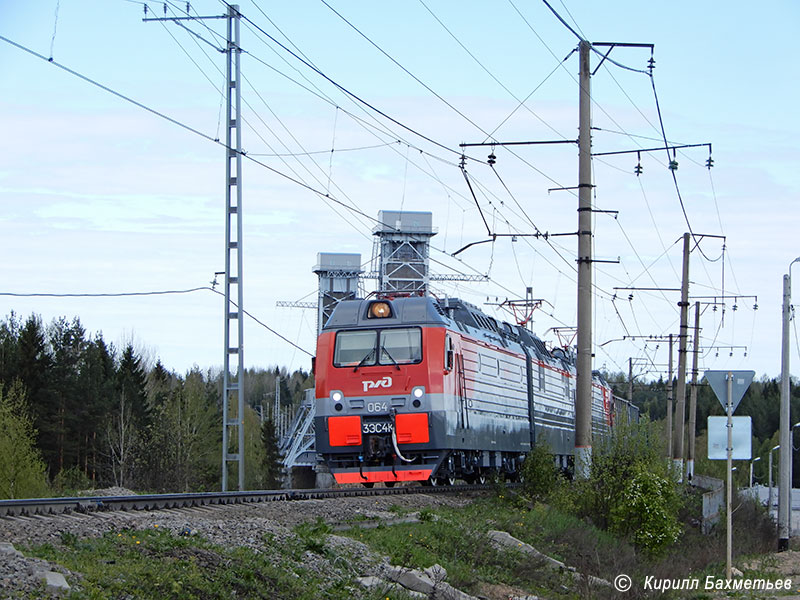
[0,484,496,518]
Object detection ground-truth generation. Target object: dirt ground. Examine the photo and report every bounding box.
[739,551,800,599]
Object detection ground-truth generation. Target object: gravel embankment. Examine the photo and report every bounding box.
[0,490,473,599]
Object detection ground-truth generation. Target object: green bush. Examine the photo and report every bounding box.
[520,441,558,501]
[53,465,92,494]
[0,381,50,500]
[608,465,682,555]
[582,420,683,555]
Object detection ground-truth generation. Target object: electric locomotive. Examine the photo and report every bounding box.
[314,294,625,486]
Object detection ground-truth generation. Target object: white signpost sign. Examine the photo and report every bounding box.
[708,416,752,460]
[703,370,755,582]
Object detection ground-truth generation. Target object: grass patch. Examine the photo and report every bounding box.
[343,499,579,599]
[24,524,384,600]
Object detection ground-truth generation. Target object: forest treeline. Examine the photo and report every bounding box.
[0,312,312,499]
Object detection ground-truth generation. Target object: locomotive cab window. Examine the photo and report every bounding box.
[333,330,377,366]
[333,328,422,368]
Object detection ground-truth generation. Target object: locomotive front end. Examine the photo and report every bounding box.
[315,299,443,485]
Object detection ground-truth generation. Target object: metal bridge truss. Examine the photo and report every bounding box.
[279,389,317,471]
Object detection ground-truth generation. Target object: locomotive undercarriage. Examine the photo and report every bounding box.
[325,428,527,486]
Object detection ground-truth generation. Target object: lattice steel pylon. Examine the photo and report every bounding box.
[313,253,363,333]
[221,4,244,492]
[372,210,437,296]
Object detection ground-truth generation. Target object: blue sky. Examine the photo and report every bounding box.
[1,1,798,381]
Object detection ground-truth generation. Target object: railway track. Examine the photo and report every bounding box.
[0,483,495,518]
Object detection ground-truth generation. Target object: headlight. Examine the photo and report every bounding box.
[412,386,425,399]
[368,301,392,318]
[331,390,343,403]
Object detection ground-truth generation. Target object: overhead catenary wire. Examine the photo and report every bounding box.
[417,0,574,144]
[318,0,489,137]
[236,11,479,162]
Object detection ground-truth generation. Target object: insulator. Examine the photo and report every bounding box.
[713,305,718,312]
[144,4,148,15]
[668,159,679,171]
[706,156,714,169]
[163,2,167,15]
[753,303,758,311]
[648,57,656,71]
[715,351,719,358]
[628,293,634,301]
[732,304,738,311]
[729,351,733,357]
[487,153,496,166]
[634,163,643,176]
[186,2,190,13]
[744,351,748,357]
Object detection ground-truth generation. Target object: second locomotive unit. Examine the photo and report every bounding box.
[314,294,632,486]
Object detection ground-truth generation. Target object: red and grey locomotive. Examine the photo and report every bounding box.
[314,295,631,486]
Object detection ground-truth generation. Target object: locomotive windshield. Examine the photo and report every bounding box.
[333,328,422,367]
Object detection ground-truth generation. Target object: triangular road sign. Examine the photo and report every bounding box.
[703,370,755,413]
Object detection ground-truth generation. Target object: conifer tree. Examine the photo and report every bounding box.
[260,416,282,489]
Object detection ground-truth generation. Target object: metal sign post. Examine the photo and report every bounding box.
[704,370,754,581]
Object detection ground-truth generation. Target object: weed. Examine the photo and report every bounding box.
[417,507,433,522]
[294,517,333,556]
[59,531,79,549]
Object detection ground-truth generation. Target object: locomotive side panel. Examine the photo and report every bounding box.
[529,361,576,456]
[455,336,529,453]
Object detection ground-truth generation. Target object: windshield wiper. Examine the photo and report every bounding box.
[353,349,375,372]
[380,347,402,371]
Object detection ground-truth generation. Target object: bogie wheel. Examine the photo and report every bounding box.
[385,481,396,488]
[446,475,457,486]
[476,472,486,485]
[362,482,375,488]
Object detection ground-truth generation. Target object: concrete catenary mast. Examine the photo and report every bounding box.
[574,39,593,478]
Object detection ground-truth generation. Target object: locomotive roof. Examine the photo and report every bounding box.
[320,297,628,394]
[323,296,558,363]
[323,296,449,329]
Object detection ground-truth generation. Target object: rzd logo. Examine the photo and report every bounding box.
[362,376,392,393]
